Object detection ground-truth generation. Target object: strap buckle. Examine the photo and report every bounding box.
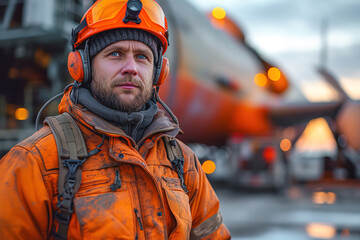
[171,158,188,193]
[63,159,85,176]
[55,209,72,224]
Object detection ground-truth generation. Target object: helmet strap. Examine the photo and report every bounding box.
[71,18,88,51]
[82,40,91,85]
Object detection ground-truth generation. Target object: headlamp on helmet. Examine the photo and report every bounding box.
[123,0,142,24]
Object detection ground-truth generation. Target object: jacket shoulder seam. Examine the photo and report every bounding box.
[15,127,52,151]
[15,128,59,173]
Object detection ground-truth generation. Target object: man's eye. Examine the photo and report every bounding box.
[110,52,120,57]
[137,54,147,60]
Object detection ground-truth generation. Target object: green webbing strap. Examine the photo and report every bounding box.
[44,112,88,240]
[163,136,188,193]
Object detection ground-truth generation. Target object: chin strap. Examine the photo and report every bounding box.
[154,87,179,125]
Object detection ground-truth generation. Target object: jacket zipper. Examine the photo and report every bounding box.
[132,165,169,240]
[110,169,121,191]
[137,135,172,239]
[134,208,144,231]
[115,140,170,240]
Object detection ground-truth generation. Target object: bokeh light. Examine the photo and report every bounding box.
[212,7,226,20]
[263,146,276,164]
[280,139,291,152]
[254,73,267,87]
[202,160,216,174]
[306,223,336,239]
[268,67,281,81]
[15,108,29,121]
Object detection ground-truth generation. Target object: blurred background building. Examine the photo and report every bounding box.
[0,0,95,154]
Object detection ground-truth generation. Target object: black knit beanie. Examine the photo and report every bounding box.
[88,28,160,63]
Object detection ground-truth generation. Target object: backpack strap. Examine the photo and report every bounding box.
[163,136,188,193]
[44,112,88,240]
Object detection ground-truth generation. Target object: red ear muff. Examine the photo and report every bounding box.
[68,51,85,82]
[156,57,169,86]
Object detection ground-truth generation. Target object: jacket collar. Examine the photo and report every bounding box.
[58,86,180,141]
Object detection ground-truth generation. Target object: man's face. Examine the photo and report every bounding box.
[91,40,154,112]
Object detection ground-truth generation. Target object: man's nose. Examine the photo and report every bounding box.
[121,56,138,76]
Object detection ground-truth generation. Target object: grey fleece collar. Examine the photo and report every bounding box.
[71,87,158,142]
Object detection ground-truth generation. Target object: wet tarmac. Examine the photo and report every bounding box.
[214,181,360,240]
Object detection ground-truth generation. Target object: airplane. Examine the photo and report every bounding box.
[155,0,359,186]
[157,0,343,145]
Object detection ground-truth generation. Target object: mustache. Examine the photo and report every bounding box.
[110,76,143,89]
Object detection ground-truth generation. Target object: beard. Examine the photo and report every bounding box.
[90,76,153,113]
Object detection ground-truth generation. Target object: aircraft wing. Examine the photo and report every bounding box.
[269,101,343,127]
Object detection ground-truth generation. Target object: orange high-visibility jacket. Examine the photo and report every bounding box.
[0,87,231,240]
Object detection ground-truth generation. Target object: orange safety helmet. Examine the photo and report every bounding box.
[68,0,169,86]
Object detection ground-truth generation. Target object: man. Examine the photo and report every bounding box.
[0,0,231,239]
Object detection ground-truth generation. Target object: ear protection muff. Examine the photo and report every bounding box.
[155,57,169,86]
[153,45,169,86]
[67,41,91,83]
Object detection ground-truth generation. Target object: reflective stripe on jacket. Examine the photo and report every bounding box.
[0,87,231,239]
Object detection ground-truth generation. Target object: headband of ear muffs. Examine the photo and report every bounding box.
[67,41,169,86]
[153,46,169,86]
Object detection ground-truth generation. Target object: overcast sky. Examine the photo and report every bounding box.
[186,0,360,101]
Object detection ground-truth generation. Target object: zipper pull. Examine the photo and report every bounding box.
[110,169,121,191]
[134,208,144,230]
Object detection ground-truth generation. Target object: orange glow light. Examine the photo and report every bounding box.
[280,139,292,152]
[15,108,29,121]
[313,192,336,205]
[202,160,216,174]
[313,192,327,204]
[268,67,281,81]
[263,146,276,164]
[254,73,267,87]
[35,48,51,68]
[212,7,226,20]
[341,228,350,237]
[326,192,336,204]
[295,118,337,152]
[306,223,336,239]
[8,68,19,79]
